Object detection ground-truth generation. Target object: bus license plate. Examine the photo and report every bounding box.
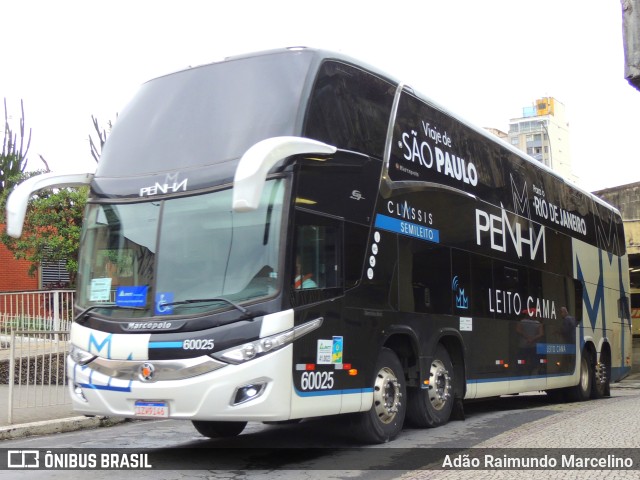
[134,401,169,418]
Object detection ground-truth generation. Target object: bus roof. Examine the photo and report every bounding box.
[94,46,619,216]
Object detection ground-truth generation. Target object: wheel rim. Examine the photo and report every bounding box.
[579,355,590,392]
[373,366,402,424]
[595,361,607,386]
[429,359,452,411]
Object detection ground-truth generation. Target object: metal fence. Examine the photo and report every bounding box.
[0,290,75,424]
[7,330,71,424]
[0,290,75,335]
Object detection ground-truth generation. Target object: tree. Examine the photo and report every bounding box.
[1,110,115,286]
[1,98,32,195]
[89,114,115,163]
[0,171,88,286]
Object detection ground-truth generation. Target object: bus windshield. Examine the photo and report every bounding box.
[96,50,313,178]
[76,179,286,318]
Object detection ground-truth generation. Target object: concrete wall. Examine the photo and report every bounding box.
[623,0,640,90]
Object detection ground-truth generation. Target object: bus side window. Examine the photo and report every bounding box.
[572,278,583,323]
[294,226,321,290]
[470,254,492,317]
[492,260,528,320]
[452,249,472,314]
[619,296,631,321]
[344,222,368,289]
[398,238,451,314]
[292,212,343,300]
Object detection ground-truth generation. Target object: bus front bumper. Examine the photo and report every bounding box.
[67,345,294,422]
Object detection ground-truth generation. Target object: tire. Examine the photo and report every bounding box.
[591,353,610,399]
[566,350,592,402]
[407,344,454,428]
[352,348,406,444]
[192,420,247,438]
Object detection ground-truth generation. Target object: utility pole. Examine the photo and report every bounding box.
[622,0,640,90]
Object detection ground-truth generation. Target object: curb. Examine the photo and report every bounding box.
[0,416,126,441]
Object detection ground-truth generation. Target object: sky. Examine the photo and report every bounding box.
[2,0,639,192]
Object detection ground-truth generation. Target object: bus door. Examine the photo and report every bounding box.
[289,210,358,417]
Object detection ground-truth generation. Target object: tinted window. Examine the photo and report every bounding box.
[304,61,395,159]
[470,254,493,317]
[291,210,343,306]
[98,51,315,177]
[492,260,528,320]
[397,237,451,314]
[344,222,369,289]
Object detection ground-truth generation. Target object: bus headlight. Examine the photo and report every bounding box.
[69,345,97,366]
[213,317,323,365]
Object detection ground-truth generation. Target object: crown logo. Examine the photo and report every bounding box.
[452,276,469,310]
[456,289,469,309]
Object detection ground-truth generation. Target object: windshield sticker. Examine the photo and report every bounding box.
[116,286,148,308]
[90,278,112,302]
[155,292,174,316]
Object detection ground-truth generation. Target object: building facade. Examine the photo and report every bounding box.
[0,223,70,291]
[508,97,576,183]
[0,224,39,291]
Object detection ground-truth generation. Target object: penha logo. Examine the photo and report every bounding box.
[453,276,469,310]
[139,172,188,197]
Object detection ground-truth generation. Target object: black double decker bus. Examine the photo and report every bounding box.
[7,47,631,443]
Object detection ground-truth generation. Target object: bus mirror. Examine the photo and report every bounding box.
[232,136,336,212]
[6,171,94,238]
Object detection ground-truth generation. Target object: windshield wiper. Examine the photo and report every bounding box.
[75,304,147,322]
[162,297,251,318]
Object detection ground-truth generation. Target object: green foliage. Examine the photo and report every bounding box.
[0,171,88,285]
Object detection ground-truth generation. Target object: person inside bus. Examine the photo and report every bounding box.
[560,306,577,345]
[516,308,544,374]
[294,254,317,289]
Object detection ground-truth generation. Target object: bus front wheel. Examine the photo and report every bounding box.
[192,420,247,438]
[352,347,406,444]
[407,344,454,428]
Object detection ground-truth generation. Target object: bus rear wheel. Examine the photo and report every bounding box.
[591,352,610,399]
[192,420,247,438]
[407,344,454,428]
[566,350,592,402]
[352,347,406,444]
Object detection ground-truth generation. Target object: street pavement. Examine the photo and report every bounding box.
[0,384,124,440]
[1,335,639,441]
[1,373,640,442]
[401,374,640,480]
